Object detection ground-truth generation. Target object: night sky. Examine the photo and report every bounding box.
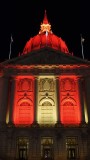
[0,0,90,62]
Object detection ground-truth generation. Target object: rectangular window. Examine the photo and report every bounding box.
[66,136,79,159]
[16,137,29,160]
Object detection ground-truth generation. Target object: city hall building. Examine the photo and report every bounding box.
[0,11,90,160]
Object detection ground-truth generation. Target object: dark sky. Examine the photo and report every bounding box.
[0,0,90,62]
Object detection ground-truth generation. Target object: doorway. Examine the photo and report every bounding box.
[19,147,27,160]
[43,147,53,160]
[67,148,76,159]
[41,137,53,160]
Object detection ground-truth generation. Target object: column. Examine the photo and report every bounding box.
[8,77,16,126]
[55,76,62,127]
[32,76,39,126]
[0,76,4,123]
[0,76,9,124]
[78,77,85,124]
[85,76,90,124]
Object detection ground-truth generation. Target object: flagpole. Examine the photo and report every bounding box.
[81,42,84,60]
[80,34,85,60]
[9,41,12,60]
[9,35,13,60]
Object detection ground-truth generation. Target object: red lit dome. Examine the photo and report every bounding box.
[22,11,69,55]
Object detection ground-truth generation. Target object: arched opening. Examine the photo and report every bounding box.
[13,98,34,125]
[38,98,56,126]
[61,98,80,125]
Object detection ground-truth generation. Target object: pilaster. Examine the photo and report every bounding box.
[78,77,85,125]
[32,76,39,127]
[55,76,62,127]
[84,76,90,125]
[8,77,16,126]
[0,76,9,125]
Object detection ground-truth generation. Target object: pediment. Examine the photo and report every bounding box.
[1,47,90,66]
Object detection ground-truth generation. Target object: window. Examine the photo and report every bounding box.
[16,137,29,160]
[41,137,53,160]
[66,137,79,159]
[67,148,76,159]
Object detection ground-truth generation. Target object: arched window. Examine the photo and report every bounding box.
[14,99,34,125]
[61,99,79,125]
[38,98,55,125]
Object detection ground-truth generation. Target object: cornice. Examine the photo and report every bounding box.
[0,64,90,77]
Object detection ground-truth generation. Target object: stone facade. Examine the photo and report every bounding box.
[0,49,90,160]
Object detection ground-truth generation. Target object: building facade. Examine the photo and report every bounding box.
[0,11,90,160]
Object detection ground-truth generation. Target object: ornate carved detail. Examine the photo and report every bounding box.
[13,77,34,125]
[39,97,55,106]
[42,101,52,106]
[63,101,74,106]
[20,101,30,106]
[39,78,54,92]
[37,76,57,125]
[17,78,33,92]
[17,95,33,106]
[61,97,77,106]
[61,78,76,92]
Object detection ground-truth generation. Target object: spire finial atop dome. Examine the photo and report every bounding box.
[43,10,49,24]
[22,10,69,55]
[39,10,52,34]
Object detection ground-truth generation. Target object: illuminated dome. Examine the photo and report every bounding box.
[22,10,69,55]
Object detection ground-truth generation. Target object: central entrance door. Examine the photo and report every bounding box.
[19,147,27,160]
[43,147,53,160]
[41,137,53,160]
